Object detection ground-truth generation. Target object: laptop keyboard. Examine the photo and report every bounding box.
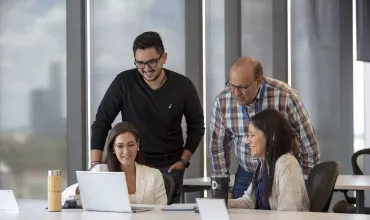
[131,206,153,212]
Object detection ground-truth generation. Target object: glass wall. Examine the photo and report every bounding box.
[290,0,353,174]
[0,0,67,199]
[353,0,365,153]
[90,0,186,126]
[204,0,226,176]
[241,0,273,75]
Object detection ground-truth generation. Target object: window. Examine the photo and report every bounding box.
[353,0,365,153]
[0,0,67,199]
[89,0,186,149]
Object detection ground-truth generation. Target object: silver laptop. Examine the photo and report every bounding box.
[76,171,153,213]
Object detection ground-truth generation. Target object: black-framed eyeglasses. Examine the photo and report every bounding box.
[134,53,163,70]
[226,77,259,93]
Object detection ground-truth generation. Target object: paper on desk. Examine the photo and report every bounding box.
[161,203,197,211]
[196,198,229,220]
[0,190,19,212]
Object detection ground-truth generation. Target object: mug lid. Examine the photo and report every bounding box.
[48,170,62,176]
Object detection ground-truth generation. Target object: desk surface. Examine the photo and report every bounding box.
[183,175,235,186]
[335,175,370,190]
[183,174,370,190]
[0,200,369,220]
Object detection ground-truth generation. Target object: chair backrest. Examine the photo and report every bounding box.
[351,148,370,175]
[162,173,175,205]
[307,161,340,212]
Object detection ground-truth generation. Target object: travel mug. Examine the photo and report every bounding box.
[48,170,62,212]
[211,174,229,206]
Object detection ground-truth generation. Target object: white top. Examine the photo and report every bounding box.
[228,154,309,211]
[62,163,167,206]
[1,200,369,220]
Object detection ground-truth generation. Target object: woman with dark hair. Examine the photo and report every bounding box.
[62,122,167,205]
[228,108,309,211]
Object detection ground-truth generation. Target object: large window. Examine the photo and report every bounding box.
[90,0,186,128]
[0,0,67,199]
[353,0,365,153]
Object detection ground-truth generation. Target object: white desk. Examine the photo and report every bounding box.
[182,175,370,214]
[335,175,370,191]
[0,200,369,220]
[183,174,370,189]
[183,175,235,187]
[335,175,370,214]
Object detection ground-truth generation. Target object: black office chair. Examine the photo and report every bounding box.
[307,161,340,212]
[333,148,370,214]
[162,173,175,205]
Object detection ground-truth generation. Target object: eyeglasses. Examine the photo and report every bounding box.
[134,53,163,70]
[114,142,137,151]
[226,77,259,93]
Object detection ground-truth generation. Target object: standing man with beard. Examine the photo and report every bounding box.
[90,31,205,204]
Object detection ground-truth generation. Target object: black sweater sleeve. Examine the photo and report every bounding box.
[91,74,124,151]
[183,79,205,153]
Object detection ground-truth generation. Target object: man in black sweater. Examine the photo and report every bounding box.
[90,31,205,203]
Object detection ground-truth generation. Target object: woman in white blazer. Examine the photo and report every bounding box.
[62,122,167,205]
[228,109,309,211]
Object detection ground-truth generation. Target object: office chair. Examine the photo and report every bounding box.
[162,173,175,205]
[307,161,340,212]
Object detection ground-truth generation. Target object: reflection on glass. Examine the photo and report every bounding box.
[0,0,67,199]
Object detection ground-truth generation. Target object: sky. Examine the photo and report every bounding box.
[0,0,66,130]
[91,0,186,113]
[0,0,187,130]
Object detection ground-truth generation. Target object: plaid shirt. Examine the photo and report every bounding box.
[209,78,320,180]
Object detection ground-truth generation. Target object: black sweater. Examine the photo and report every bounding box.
[91,68,205,166]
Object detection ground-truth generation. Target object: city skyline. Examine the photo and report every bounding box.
[0,0,66,130]
[31,62,65,135]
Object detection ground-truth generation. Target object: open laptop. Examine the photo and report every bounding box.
[76,171,153,213]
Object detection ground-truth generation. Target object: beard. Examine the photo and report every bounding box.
[141,68,162,82]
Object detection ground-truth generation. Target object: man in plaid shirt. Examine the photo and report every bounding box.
[209,57,320,199]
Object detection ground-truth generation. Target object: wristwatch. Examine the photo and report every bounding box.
[179,158,190,168]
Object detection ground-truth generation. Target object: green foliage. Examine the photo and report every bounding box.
[0,134,67,173]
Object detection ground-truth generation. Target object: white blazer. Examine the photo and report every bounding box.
[62,163,167,205]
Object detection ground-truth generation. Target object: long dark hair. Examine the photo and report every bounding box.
[103,122,145,171]
[250,108,293,197]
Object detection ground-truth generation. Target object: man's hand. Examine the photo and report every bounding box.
[91,149,103,162]
[168,161,185,173]
[228,192,233,199]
